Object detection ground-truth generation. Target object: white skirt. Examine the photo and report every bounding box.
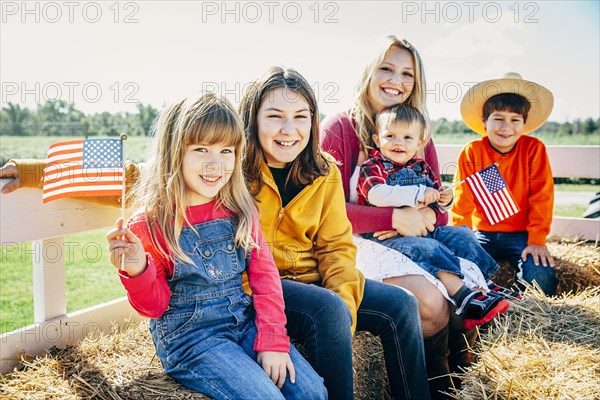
[353,235,489,304]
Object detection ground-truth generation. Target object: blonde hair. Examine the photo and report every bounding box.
[352,35,429,151]
[130,92,257,264]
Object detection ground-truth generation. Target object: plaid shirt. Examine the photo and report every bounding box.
[357,149,440,206]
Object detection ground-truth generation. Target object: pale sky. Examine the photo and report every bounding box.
[1,0,598,121]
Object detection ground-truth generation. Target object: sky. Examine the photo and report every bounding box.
[1,0,599,122]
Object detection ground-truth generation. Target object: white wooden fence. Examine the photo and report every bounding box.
[1,145,599,374]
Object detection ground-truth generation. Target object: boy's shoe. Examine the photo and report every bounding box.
[455,291,510,330]
[487,280,523,300]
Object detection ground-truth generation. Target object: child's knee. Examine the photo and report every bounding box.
[417,290,449,325]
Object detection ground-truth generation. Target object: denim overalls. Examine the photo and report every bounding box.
[149,218,326,400]
[383,159,434,188]
[369,161,500,281]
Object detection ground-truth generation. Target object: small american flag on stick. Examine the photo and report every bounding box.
[42,138,124,203]
[465,162,520,225]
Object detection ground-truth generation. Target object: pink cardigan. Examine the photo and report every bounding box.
[320,111,448,234]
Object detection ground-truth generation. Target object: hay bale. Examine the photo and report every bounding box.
[352,332,390,400]
[454,286,600,400]
[2,239,597,399]
[0,321,390,399]
[0,320,209,400]
[491,239,600,295]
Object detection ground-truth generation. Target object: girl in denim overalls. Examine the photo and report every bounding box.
[107,93,326,400]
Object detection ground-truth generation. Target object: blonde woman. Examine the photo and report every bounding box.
[320,35,482,398]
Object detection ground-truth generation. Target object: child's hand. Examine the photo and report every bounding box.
[438,186,453,207]
[422,187,440,206]
[106,217,147,276]
[521,244,556,268]
[257,351,296,388]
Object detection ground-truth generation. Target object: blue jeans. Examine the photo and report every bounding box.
[282,278,429,400]
[368,225,499,281]
[474,230,558,295]
[150,219,327,400]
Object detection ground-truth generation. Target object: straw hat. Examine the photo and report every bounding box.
[460,72,554,135]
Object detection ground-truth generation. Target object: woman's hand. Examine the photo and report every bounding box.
[257,351,296,388]
[373,229,398,241]
[0,162,21,194]
[392,207,435,237]
[106,218,147,276]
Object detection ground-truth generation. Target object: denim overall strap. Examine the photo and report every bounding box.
[386,163,434,188]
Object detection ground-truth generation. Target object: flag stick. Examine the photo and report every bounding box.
[441,180,464,192]
[120,133,127,271]
[440,162,500,193]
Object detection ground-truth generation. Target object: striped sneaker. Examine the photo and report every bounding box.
[455,291,510,330]
[487,280,523,300]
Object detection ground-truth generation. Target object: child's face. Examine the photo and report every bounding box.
[483,110,525,154]
[182,142,235,206]
[373,121,422,165]
[368,46,416,114]
[257,87,311,168]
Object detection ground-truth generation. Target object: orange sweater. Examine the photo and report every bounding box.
[451,136,554,246]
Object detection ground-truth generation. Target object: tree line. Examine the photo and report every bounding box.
[0,101,158,137]
[431,117,599,136]
[1,100,598,137]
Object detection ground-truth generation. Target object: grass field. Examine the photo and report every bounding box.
[0,228,125,334]
[1,133,599,165]
[0,136,151,165]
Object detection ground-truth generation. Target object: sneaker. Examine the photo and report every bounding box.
[487,280,523,300]
[455,291,510,330]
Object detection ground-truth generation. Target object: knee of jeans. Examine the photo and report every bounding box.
[520,257,557,291]
[312,292,353,334]
[302,380,328,400]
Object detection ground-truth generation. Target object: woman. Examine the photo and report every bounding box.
[320,35,479,398]
[239,66,430,400]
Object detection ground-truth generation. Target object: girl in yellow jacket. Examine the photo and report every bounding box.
[238,66,429,400]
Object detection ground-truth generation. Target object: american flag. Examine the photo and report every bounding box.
[42,139,123,203]
[466,163,520,225]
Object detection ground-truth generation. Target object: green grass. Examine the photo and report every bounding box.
[1,133,598,166]
[553,204,589,218]
[0,135,151,165]
[0,228,125,334]
[554,184,600,192]
[431,132,599,146]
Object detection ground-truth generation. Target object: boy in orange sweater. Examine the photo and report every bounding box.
[452,73,558,296]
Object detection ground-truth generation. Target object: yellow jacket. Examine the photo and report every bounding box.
[252,160,365,333]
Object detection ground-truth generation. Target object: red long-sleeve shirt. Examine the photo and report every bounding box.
[118,200,290,353]
[320,111,447,234]
[451,136,554,245]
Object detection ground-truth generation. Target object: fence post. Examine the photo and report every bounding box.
[32,237,66,323]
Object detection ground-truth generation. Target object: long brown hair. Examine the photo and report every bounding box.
[352,35,429,151]
[130,92,257,264]
[239,66,329,195]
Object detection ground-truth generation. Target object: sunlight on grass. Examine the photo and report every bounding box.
[0,228,125,334]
